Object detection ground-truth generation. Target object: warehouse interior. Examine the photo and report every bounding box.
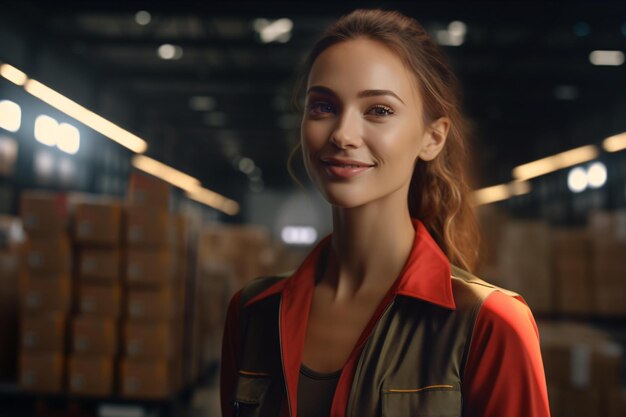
[1,1,626,416]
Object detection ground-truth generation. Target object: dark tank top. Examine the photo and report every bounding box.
[297,363,342,417]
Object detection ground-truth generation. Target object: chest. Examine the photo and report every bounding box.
[301,287,384,373]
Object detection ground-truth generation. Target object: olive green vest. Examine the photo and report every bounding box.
[232,266,521,417]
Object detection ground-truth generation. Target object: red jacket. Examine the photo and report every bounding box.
[221,218,551,417]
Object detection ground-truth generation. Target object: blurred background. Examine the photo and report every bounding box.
[0,1,625,416]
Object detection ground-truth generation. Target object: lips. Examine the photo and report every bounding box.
[319,157,376,179]
[320,157,376,168]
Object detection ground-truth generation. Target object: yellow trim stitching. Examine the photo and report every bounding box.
[385,384,454,393]
[238,370,270,377]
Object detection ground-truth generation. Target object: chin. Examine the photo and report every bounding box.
[315,183,375,209]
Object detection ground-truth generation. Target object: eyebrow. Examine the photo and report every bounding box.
[306,85,405,105]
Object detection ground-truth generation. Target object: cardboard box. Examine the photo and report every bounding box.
[552,229,592,315]
[125,206,175,247]
[20,191,68,237]
[120,357,180,398]
[68,355,114,396]
[123,320,182,358]
[22,236,71,274]
[72,316,118,355]
[74,200,122,246]
[21,313,66,351]
[0,250,19,381]
[497,221,553,313]
[19,351,64,393]
[127,171,171,209]
[20,273,71,312]
[0,215,24,250]
[126,286,182,321]
[79,248,122,284]
[79,284,122,318]
[126,247,177,288]
[608,388,626,417]
[539,322,623,390]
[591,240,626,316]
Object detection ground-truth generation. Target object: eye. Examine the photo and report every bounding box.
[308,101,335,116]
[367,105,394,117]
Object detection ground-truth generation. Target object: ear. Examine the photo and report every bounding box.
[418,116,450,161]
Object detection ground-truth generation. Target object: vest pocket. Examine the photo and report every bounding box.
[381,383,461,417]
[233,373,272,417]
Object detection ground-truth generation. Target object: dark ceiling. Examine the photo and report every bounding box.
[3,1,626,197]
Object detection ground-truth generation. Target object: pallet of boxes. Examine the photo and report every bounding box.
[120,172,186,399]
[18,191,72,393]
[69,194,123,396]
[1,215,23,384]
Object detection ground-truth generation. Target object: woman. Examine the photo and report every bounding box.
[221,9,550,417]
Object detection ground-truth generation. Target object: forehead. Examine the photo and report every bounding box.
[307,37,420,104]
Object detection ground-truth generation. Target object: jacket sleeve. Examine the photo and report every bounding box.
[462,291,551,417]
[220,289,243,417]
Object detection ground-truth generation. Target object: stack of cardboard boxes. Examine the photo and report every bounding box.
[18,191,71,392]
[120,172,186,398]
[69,196,123,396]
[539,322,624,417]
[0,215,23,382]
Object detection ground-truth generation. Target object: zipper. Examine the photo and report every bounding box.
[278,297,292,417]
[345,297,396,417]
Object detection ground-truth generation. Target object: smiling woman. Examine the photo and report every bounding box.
[221,8,551,417]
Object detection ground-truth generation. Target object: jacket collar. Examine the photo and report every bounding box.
[245,217,455,310]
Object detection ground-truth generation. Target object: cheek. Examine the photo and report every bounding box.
[367,123,420,165]
[301,120,329,151]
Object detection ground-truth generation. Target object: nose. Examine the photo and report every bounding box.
[329,109,362,149]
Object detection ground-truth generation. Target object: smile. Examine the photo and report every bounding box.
[320,157,376,179]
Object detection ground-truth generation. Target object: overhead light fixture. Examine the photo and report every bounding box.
[0,100,22,132]
[189,96,216,111]
[57,123,80,155]
[131,155,200,191]
[587,162,607,188]
[472,181,531,206]
[34,115,59,147]
[24,79,148,153]
[158,44,183,60]
[512,145,599,181]
[281,226,318,245]
[589,50,624,66]
[602,132,626,152]
[135,10,151,26]
[567,167,588,193]
[186,186,240,216]
[253,18,293,43]
[0,63,27,86]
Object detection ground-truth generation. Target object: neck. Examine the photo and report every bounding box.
[325,189,416,300]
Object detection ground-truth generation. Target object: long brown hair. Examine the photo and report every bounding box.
[289,9,480,272]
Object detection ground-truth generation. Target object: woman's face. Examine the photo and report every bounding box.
[301,37,448,209]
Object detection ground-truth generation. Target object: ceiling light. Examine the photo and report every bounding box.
[0,100,21,132]
[158,44,183,60]
[589,50,624,66]
[0,63,27,86]
[602,132,626,152]
[132,155,200,191]
[281,226,317,245]
[34,115,58,147]
[512,145,599,181]
[189,96,216,111]
[472,181,531,206]
[25,79,147,153]
[57,123,80,154]
[135,10,151,26]
[553,85,579,100]
[254,18,293,43]
[587,162,607,188]
[567,167,588,193]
